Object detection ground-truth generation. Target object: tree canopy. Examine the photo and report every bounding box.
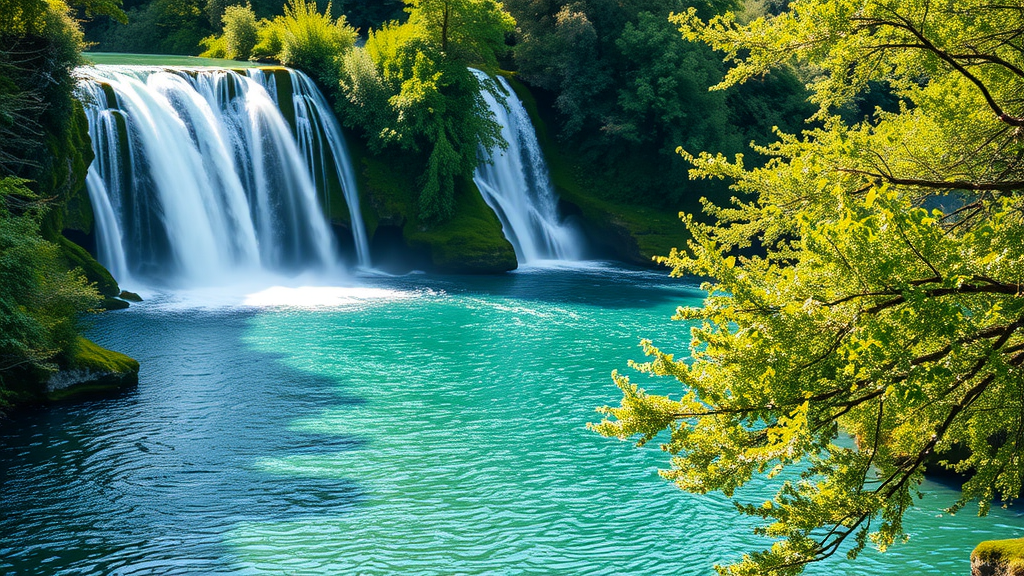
[592,0,1024,574]
[338,0,513,222]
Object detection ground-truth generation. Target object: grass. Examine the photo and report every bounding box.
[83,52,262,68]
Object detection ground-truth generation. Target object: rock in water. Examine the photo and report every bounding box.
[973,539,1024,576]
[46,337,140,402]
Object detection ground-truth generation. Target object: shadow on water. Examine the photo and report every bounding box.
[376,263,704,310]
[0,308,367,575]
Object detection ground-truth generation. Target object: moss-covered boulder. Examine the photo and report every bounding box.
[343,127,516,273]
[55,234,120,297]
[119,290,143,302]
[35,98,121,297]
[973,539,1024,576]
[45,337,140,402]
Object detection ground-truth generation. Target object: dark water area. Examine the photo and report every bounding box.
[1,265,1020,574]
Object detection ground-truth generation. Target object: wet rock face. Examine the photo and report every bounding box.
[46,367,138,398]
[973,539,1024,576]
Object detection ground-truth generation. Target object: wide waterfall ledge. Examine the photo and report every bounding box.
[77,64,370,288]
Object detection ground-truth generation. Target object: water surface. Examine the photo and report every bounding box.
[1,266,1020,574]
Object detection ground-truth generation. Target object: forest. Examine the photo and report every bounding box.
[1,0,1023,574]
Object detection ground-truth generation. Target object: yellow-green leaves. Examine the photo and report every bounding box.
[595,0,1024,573]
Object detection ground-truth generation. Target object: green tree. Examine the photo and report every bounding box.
[339,0,513,222]
[0,178,99,384]
[592,0,1024,574]
[405,0,514,65]
[0,2,105,398]
[221,3,259,59]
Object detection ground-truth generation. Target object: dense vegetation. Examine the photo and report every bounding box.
[593,0,1024,573]
[0,0,125,406]
[82,0,815,224]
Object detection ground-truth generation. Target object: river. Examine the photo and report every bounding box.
[1,265,1020,574]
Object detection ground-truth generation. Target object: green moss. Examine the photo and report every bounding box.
[405,178,517,273]
[501,73,688,267]
[346,130,516,273]
[45,336,140,402]
[40,99,94,236]
[973,539,1024,576]
[68,336,139,374]
[55,235,120,297]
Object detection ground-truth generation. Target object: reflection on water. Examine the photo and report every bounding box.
[0,267,1020,575]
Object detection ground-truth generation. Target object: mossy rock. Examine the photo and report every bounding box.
[500,73,688,267]
[119,290,143,302]
[101,296,130,310]
[345,127,516,273]
[404,179,517,274]
[973,539,1024,576]
[0,338,140,409]
[45,337,140,402]
[54,234,120,297]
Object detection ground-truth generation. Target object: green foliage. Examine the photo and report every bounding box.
[405,0,515,67]
[593,0,1024,574]
[91,0,212,54]
[222,3,259,59]
[338,0,513,222]
[502,0,811,210]
[0,178,100,387]
[260,0,356,86]
[345,131,516,272]
[0,1,85,181]
[344,0,405,33]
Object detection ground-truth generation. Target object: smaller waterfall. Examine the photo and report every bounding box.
[253,69,371,268]
[80,65,368,285]
[472,70,583,263]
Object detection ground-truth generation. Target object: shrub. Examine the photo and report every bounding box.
[222,3,258,60]
[264,0,356,87]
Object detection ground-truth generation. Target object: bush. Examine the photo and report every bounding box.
[338,0,515,223]
[222,3,258,59]
[263,0,356,87]
[199,33,228,57]
[0,178,100,389]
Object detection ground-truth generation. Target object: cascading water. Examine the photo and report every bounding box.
[253,69,370,268]
[79,65,369,286]
[471,69,583,263]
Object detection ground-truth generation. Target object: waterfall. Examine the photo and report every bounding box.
[78,65,369,285]
[471,70,583,263]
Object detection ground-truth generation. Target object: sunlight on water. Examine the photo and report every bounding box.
[242,286,420,308]
[0,268,1020,575]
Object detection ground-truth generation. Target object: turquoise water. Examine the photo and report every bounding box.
[1,266,1020,574]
